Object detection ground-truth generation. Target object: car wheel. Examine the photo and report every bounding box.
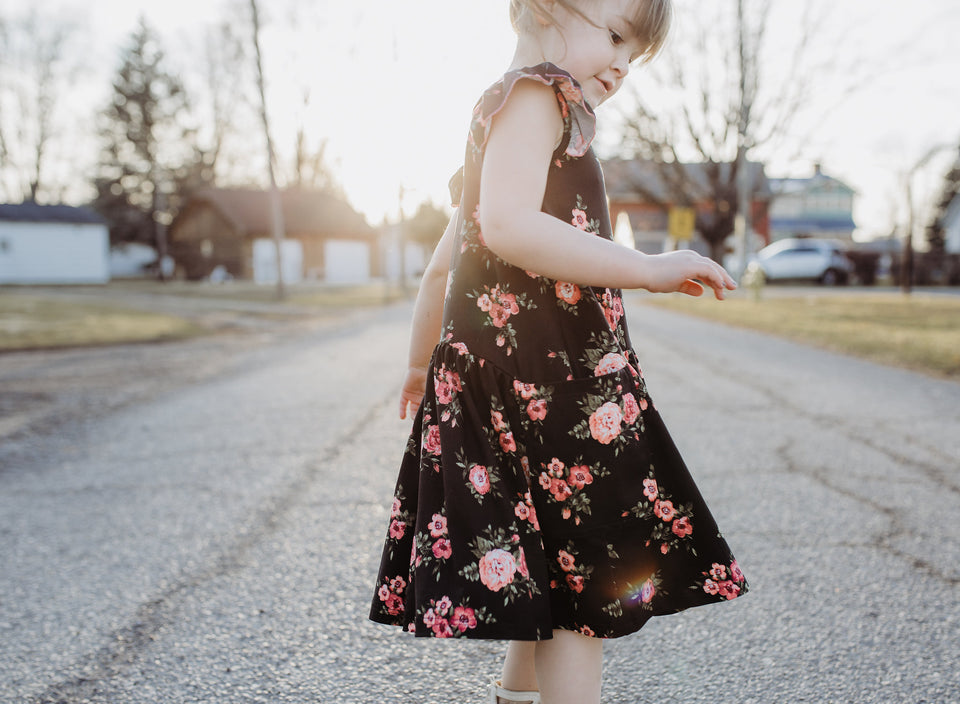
[820,269,840,286]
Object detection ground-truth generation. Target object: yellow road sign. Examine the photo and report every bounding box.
[668,207,696,241]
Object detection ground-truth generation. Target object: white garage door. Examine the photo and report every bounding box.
[324,240,370,284]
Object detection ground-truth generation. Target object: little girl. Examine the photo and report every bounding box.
[370,1,748,702]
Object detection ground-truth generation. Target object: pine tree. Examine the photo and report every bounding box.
[93,18,192,277]
[927,147,960,254]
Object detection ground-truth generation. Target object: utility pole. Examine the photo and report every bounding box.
[249,0,286,300]
[734,0,753,280]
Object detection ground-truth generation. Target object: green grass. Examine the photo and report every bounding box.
[0,295,204,351]
[105,280,407,307]
[639,292,960,378]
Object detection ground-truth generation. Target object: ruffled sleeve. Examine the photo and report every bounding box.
[468,63,597,159]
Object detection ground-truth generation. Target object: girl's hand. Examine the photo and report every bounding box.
[398,366,428,420]
[645,250,737,300]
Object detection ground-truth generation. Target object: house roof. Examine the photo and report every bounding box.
[602,158,771,204]
[0,202,105,225]
[178,188,374,239]
[769,173,856,197]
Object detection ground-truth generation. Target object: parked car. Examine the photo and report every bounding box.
[751,238,854,285]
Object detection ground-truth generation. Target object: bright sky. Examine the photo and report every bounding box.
[5,0,960,240]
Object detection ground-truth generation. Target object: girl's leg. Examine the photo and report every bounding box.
[534,630,602,704]
[499,640,539,698]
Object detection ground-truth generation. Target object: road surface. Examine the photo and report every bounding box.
[1,297,957,703]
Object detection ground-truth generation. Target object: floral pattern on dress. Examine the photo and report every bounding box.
[370,63,747,641]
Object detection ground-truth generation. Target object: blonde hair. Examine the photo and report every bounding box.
[509,0,672,63]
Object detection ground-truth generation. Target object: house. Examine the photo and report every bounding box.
[0,202,109,284]
[602,158,771,258]
[169,188,377,283]
[768,165,856,242]
[940,191,960,255]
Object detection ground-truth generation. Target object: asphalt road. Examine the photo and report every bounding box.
[1,297,957,703]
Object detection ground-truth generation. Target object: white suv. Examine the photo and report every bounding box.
[751,238,854,285]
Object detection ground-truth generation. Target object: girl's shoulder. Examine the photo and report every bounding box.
[469,62,596,159]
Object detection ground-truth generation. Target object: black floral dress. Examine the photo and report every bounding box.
[370,63,747,640]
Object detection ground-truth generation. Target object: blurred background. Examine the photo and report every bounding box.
[1,0,959,287]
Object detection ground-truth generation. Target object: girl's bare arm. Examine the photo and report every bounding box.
[479,80,736,298]
[398,210,458,419]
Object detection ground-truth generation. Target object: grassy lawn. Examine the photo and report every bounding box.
[104,280,407,308]
[639,291,960,379]
[0,294,204,351]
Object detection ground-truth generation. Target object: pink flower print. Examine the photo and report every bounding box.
[579,625,595,637]
[515,501,530,521]
[490,410,507,431]
[477,293,492,312]
[710,563,728,581]
[731,560,744,583]
[601,290,624,330]
[388,519,406,540]
[571,208,589,231]
[478,548,517,592]
[561,507,571,520]
[432,538,452,560]
[594,352,627,376]
[390,497,401,517]
[639,396,649,411]
[422,425,441,455]
[640,579,656,604]
[588,402,623,444]
[718,580,741,600]
[499,431,517,453]
[377,585,390,601]
[526,399,548,421]
[452,606,478,633]
[538,472,552,491]
[566,574,585,593]
[568,465,593,490]
[432,618,453,638]
[518,546,529,578]
[555,281,581,305]
[433,366,462,405]
[643,477,659,502]
[671,516,693,538]
[513,380,537,399]
[423,608,437,628]
[499,290,519,314]
[437,596,453,615]
[660,542,670,554]
[702,578,719,596]
[451,342,469,356]
[622,393,640,424]
[559,81,582,103]
[546,457,565,477]
[490,303,510,328]
[389,576,406,593]
[469,464,491,495]
[383,593,403,616]
[557,549,576,572]
[549,477,573,502]
[428,513,448,538]
[654,499,676,522]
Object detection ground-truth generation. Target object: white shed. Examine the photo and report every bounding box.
[0,203,110,284]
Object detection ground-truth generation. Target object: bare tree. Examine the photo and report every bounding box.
[0,6,83,202]
[247,0,287,299]
[618,0,865,264]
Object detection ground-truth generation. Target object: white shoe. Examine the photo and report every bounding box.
[488,679,541,704]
